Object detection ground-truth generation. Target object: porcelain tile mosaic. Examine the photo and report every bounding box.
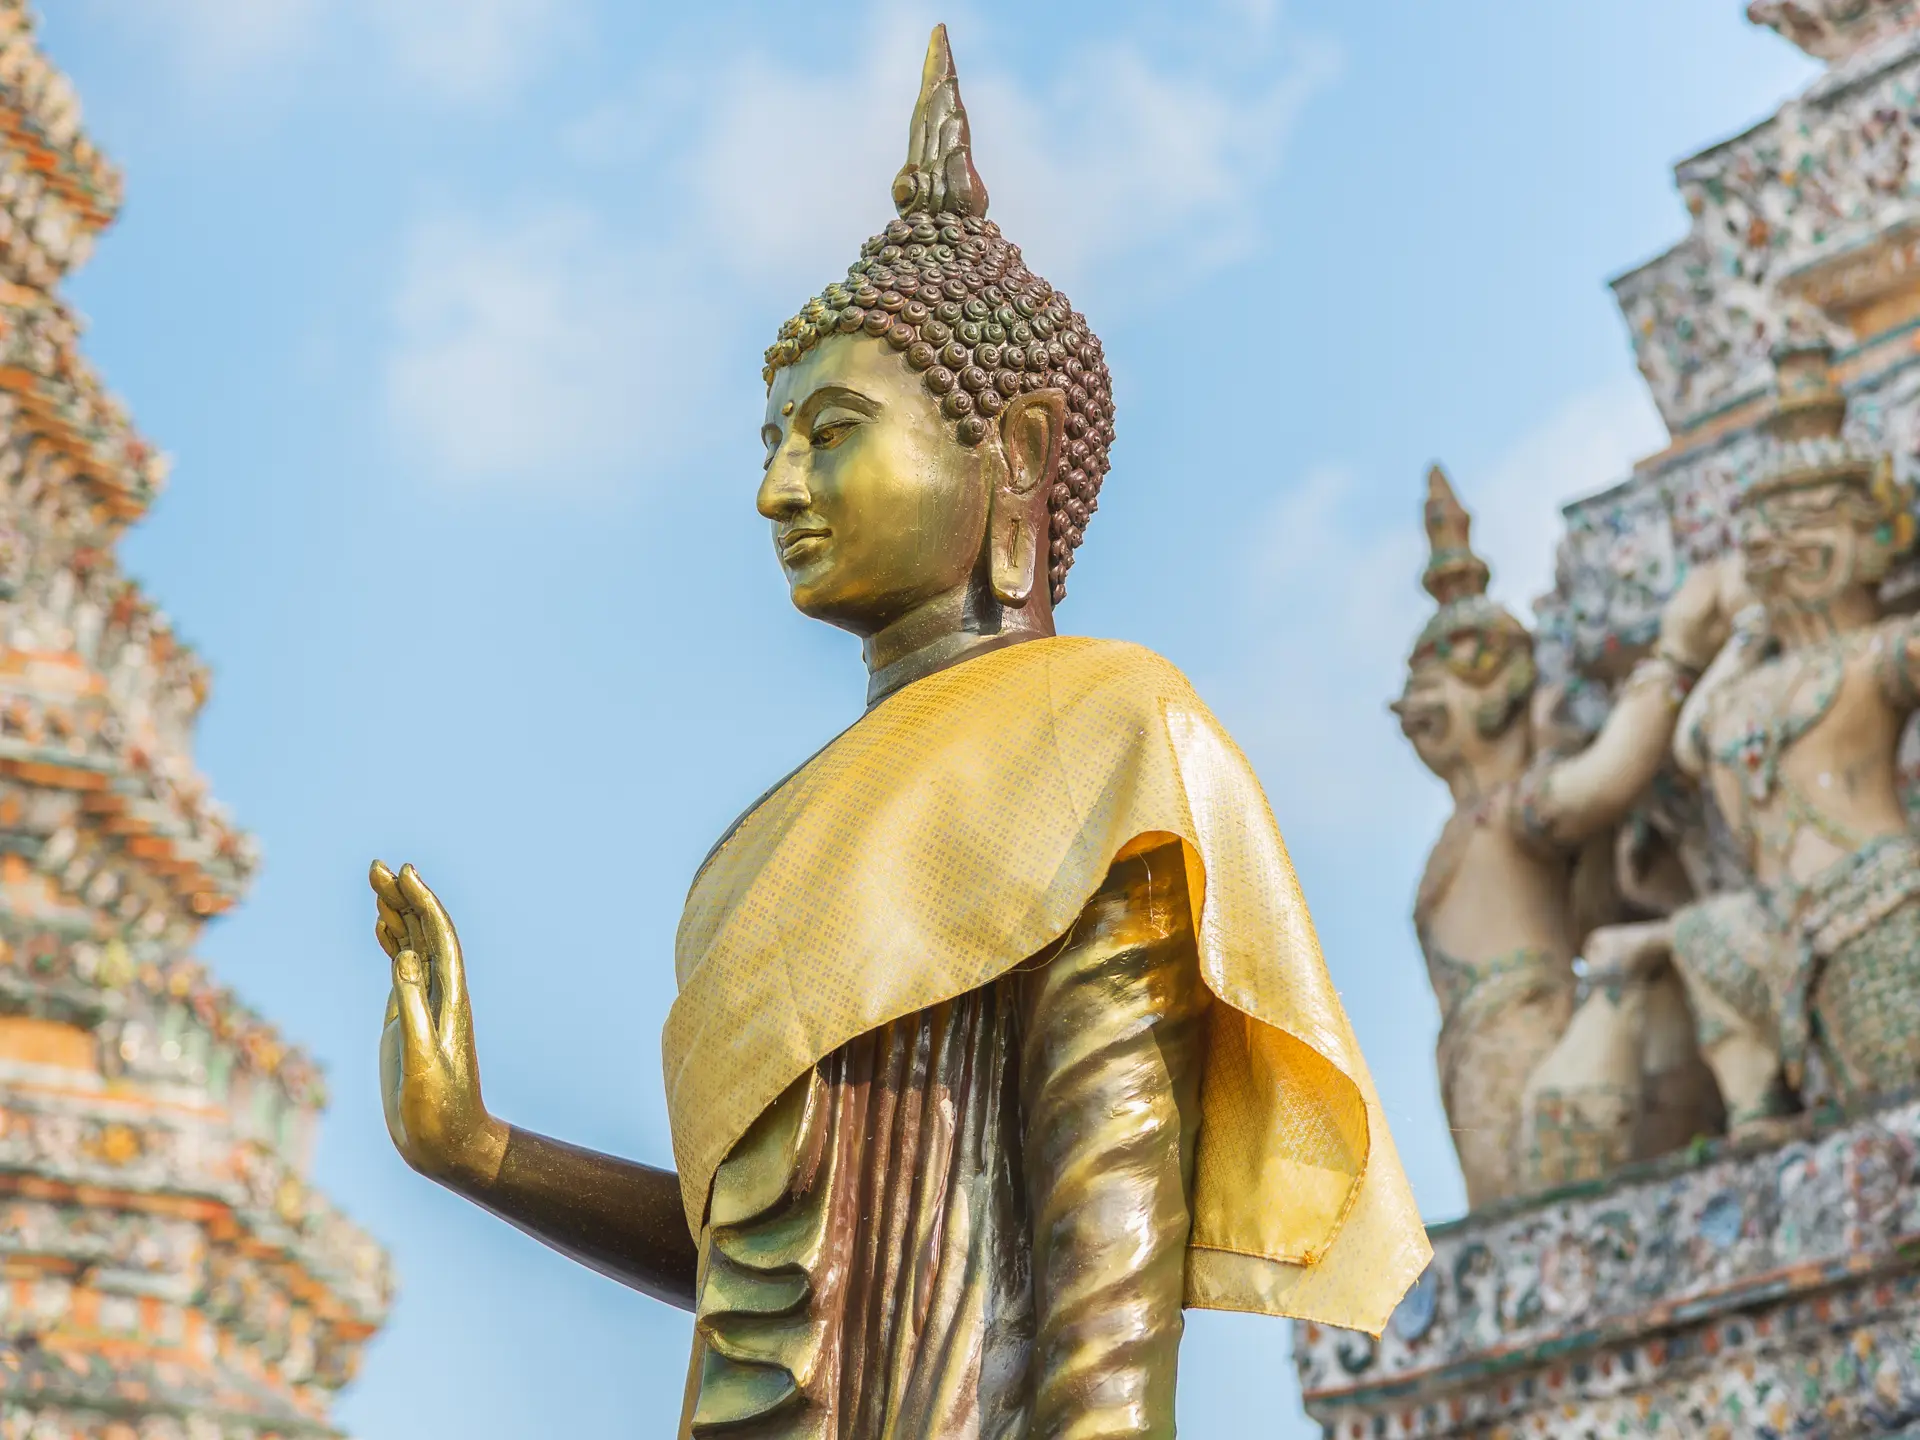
[0,7,391,1437]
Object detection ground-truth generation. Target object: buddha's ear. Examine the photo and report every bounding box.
[989,388,1065,607]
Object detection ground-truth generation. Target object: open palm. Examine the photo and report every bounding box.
[370,861,504,1184]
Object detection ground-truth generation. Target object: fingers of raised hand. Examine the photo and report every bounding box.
[390,949,438,1072]
[396,863,468,1032]
[396,865,458,958]
[374,903,408,961]
[371,862,414,953]
[370,859,406,911]
[369,860,426,951]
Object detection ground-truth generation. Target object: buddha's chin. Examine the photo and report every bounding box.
[782,574,862,629]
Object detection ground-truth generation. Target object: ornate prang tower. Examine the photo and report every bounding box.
[1298,4,1920,1438]
[0,7,391,1438]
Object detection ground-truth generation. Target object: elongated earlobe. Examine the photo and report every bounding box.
[990,389,1065,606]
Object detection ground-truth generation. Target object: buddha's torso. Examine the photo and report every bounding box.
[682,840,1208,1440]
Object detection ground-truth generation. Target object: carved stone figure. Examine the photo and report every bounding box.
[1748,0,1918,62]
[1669,340,1920,1129]
[366,28,1426,1439]
[1395,467,1725,1207]
[1515,910,1722,1191]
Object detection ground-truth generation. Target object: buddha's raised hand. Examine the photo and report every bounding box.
[370,861,507,1185]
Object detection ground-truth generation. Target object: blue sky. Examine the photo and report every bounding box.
[43,2,1815,1435]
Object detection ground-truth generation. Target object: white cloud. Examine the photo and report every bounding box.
[97,0,579,105]
[1467,375,1668,622]
[1230,463,1435,835]
[385,207,711,488]
[110,0,318,82]
[969,34,1341,287]
[367,0,583,105]
[1226,378,1667,835]
[575,2,1340,301]
[670,9,932,299]
[391,0,1341,491]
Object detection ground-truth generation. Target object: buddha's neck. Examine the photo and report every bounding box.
[863,586,1054,707]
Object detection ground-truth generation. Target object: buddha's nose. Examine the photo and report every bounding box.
[757,453,812,520]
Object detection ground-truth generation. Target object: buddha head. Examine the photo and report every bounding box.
[1393,466,1536,781]
[756,27,1115,648]
[1735,340,1914,621]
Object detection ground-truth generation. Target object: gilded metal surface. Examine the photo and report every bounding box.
[371,860,698,1308]
[759,326,1061,708]
[366,21,1426,1435]
[663,633,1426,1331]
[764,24,1112,607]
[684,840,1204,1438]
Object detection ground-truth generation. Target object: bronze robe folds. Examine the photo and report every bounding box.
[665,638,1430,1438]
[685,841,1206,1437]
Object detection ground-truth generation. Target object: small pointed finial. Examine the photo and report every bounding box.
[892,25,989,219]
[1421,464,1492,605]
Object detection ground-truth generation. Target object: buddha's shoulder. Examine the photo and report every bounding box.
[1006,635,1203,710]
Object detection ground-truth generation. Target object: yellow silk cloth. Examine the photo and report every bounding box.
[663,635,1430,1335]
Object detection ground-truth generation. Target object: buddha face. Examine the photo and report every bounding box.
[1736,481,1876,616]
[758,335,995,635]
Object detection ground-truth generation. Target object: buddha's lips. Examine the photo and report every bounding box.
[775,526,829,568]
[779,528,830,563]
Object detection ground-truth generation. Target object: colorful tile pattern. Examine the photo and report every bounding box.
[1297,1094,1920,1438]
[1315,10,1920,1437]
[0,6,392,1438]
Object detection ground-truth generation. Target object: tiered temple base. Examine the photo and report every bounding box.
[0,5,391,1434]
[1296,1095,1920,1439]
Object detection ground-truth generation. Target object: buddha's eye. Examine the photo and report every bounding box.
[810,418,861,450]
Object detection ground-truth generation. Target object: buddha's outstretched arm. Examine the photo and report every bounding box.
[370,861,698,1311]
[442,1125,697,1309]
[1517,560,1734,847]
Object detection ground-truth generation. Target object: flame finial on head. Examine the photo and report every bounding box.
[892,25,989,220]
[1421,464,1492,605]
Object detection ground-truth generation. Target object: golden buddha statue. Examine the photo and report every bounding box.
[1665,339,1920,1127]
[368,28,1426,1437]
[1394,467,1727,1206]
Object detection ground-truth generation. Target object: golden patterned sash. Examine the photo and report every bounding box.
[664,636,1429,1335]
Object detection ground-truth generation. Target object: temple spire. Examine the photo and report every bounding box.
[892,24,989,218]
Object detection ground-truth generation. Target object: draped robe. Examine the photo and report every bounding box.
[665,637,1429,1436]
